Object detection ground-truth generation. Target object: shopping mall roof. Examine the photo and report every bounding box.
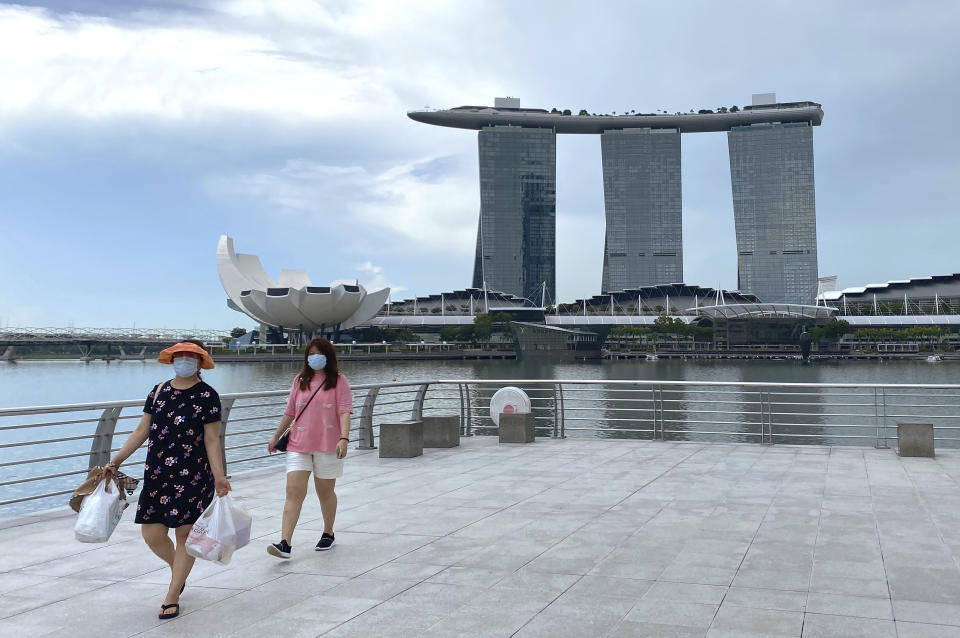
[578,284,760,307]
[693,303,837,320]
[818,273,960,301]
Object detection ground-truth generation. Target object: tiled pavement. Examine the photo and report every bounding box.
[2,438,960,637]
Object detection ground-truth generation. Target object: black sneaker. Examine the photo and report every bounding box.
[267,539,291,559]
[315,533,335,551]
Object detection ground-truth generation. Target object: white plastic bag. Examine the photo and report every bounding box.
[228,496,253,552]
[74,478,127,543]
[186,494,251,565]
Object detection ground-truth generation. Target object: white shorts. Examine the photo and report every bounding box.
[286,451,343,479]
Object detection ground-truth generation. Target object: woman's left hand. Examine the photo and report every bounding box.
[336,439,348,460]
[215,475,231,497]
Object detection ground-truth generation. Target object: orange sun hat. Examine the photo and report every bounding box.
[157,342,215,369]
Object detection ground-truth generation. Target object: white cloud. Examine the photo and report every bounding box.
[355,261,406,296]
[207,156,479,256]
[0,6,391,126]
[0,1,507,134]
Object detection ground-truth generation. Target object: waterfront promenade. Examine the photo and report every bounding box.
[1,438,960,637]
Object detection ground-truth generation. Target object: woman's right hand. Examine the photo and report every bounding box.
[102,461,119,480]
[267,438,277,455]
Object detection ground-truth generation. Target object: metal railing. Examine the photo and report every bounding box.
[449,379,960,448]
[0,381,442,517]
[3,379,959,517]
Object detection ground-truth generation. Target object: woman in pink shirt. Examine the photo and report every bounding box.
[266,338,353,558]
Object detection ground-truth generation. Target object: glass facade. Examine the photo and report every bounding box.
[600,128,682,292]
[472,126,556,301]
[728,122,818,304]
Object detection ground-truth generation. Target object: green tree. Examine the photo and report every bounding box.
[440,326,463,342]
[473,313,494,341]
[230,327,248,338]
[492,311,512,330]
[653,315,676,333]
[609,325,651,338]
[823,319,850,340]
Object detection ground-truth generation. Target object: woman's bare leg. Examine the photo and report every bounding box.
[141,523,175,567]
[159,524,195,613]
[282,470,311,542]
[315,478,337,535]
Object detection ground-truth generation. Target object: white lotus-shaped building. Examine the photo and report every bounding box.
[217,235,390,333]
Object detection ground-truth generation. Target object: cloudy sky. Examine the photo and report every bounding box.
[1,0,958,329]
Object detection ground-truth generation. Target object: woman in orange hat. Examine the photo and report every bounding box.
[103,339,230,620]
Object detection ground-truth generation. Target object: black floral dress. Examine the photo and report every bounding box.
[135,380,222,527]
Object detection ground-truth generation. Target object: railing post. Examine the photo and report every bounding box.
[465,384,473,436]
[557,383,566,438]
[89,406,122,469]
[654,385,663,440]
[358,387,379,450]
[767,391,773,445]
[551,384,559,438]
[875,387,889,449]
[760,390,772,445]
[880,388,889,449]
[411,383,430,421]
[219,397,236,476]
[457,383,467,436]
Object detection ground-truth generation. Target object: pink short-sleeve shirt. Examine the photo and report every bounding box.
[284,373,353,454]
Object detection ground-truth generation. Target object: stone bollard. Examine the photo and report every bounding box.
[897,423,935,457]
[422,415,460,448]
[499,413,535,444]
[379,420,424,458]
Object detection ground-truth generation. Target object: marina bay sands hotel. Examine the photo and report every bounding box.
[408,94,823,305]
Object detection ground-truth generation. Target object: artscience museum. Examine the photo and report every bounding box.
[216,236,390,342]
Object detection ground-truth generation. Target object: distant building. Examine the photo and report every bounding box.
[216,236,389,342]
[600,128,682,292]
[472,126,556,302]
[409,93,824,303]
[562,283,759,315]
[729,120,819,304]
[817,273,960,315]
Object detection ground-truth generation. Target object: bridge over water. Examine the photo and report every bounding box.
[0,328,232,361]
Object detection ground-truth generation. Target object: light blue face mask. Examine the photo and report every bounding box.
[307,353,327,371]
[172,356,199,378]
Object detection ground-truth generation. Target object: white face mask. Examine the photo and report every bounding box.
[172,356,199,378]
[307,353,327,371]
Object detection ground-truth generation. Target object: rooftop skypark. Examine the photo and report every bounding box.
[407,98,823,134]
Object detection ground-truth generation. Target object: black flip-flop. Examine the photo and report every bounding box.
[158,603,179,620]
